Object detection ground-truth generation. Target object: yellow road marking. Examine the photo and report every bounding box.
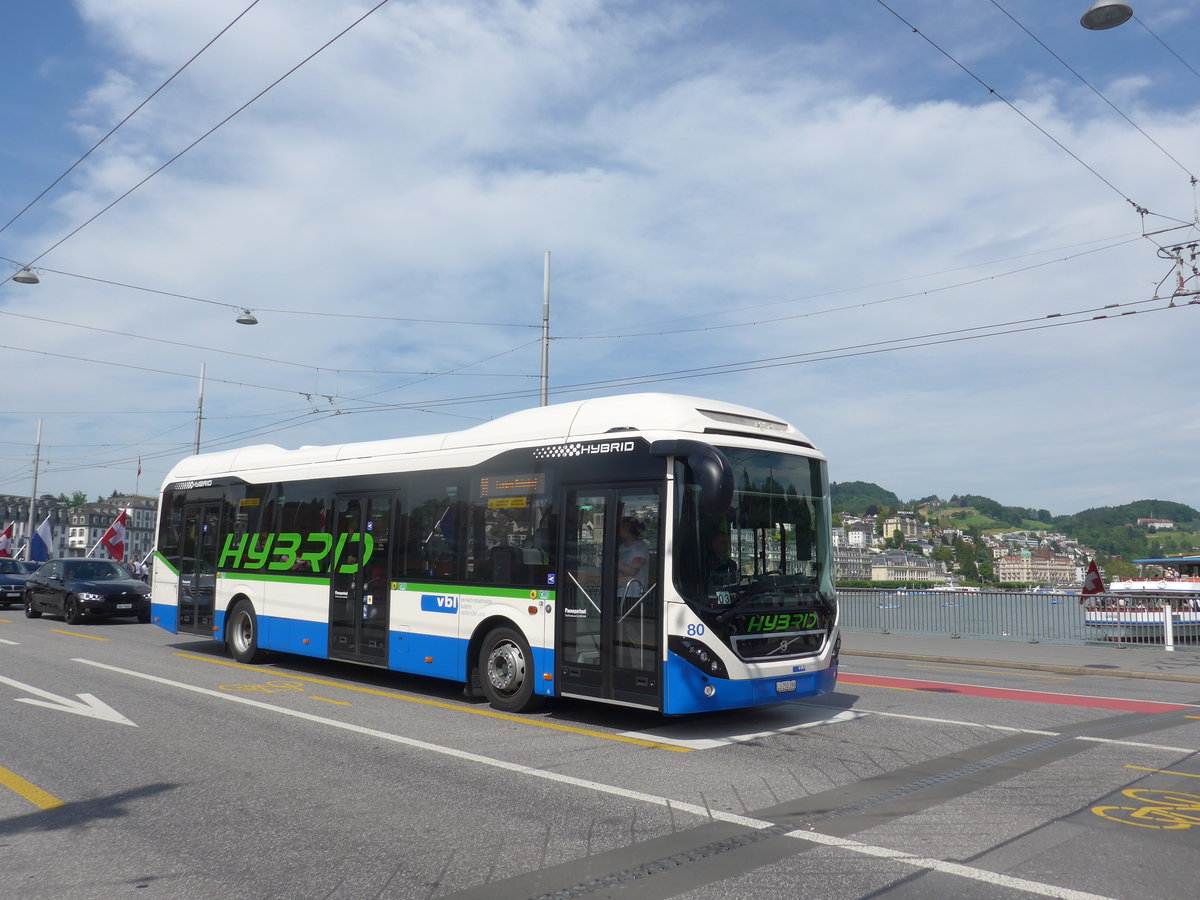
[1126,765,1200,779]
[175,653,691,752]
[907,664,1072,682]
[309,695,351,706]
[51,629,108,642]
[0,764,64,810]
[1186,715,1200,720]
[0,617,13,624]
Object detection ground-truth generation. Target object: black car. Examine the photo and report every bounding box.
[0,557,32,608]
[24,558,151,624]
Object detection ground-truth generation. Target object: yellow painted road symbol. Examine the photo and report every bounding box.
[219,680,306,694]
[1092,789,1200,830]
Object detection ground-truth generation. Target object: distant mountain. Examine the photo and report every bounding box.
[830,481,900,516]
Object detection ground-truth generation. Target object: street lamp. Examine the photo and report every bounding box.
[11,267,39,284]
[235,308,259,325]
[1081,1,1133,30]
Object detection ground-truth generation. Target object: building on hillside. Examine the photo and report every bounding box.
[833,545,873,581]
[869,549,948,583]
[1136,518,1175,530]
[881,511,927,543]
[994,548,1076,585]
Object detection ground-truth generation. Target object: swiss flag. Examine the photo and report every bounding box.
[0,522,12,557]
[101,509,128,563]
[1080,559,1105,603]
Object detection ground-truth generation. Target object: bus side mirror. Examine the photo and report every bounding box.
[650,440,733,516]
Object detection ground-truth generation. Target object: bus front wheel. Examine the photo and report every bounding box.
[479,627,544,713]
[226,600,262,664]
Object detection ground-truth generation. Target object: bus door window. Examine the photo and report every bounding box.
[615,492,659,676]
[562,492,606,667]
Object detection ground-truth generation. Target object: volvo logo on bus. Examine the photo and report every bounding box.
[532,440,636,460]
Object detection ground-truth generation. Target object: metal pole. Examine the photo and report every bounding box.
[25,419,42,562]
[540,251,550,407]
[194,362,206,454]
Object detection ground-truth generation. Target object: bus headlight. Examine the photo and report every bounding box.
[668,635,728,678]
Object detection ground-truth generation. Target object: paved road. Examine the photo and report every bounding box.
[2,614,1198,899]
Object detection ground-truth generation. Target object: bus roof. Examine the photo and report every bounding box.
[164,392,819,484]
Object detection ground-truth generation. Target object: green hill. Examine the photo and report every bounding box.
[830,481,900,516]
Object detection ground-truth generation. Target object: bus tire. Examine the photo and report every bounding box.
[479,626,544,713]
[226,600,262,664]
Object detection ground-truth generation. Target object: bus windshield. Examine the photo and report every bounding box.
[675,447,835,620]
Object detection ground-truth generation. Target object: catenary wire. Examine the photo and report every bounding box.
[872,0,1169,221]
[22,0,395,269]
[990,0,1197,183]
[0,0,265,239]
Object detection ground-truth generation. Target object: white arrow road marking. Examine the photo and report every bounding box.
[0,674,137,726]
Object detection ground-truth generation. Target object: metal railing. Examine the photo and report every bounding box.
[837,589,1200,648]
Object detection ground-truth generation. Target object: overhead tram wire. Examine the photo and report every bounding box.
[21,0,396,270]
[569,231,1145,338]
[557,235,1144,341]
[0,0,265,240]
[31,295,1192,484]
[872,0,1177,224]
[990,0,1198,187]
[1134,14,1200,84]
[300,292,1187,416]
[0,257,540,332]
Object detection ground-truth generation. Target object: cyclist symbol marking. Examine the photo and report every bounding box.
[1092,789,1200,830]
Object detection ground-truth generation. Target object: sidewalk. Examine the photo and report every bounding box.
[841,630,1200,684]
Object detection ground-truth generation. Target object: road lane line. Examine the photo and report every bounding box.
[0,763,64,810]
[173,652,691,753]
[75,657,1121,900]
[51,629,108,642]
[782,829,1116,900]
[309,695,351,706]
[0,638,17,646]
[800,702,1198,753]
[1126,765,1200,779]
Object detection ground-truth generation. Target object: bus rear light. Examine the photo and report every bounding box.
[543,673,553,681]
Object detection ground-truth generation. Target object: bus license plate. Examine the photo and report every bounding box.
[776,679,796,693]
[116,603,132,609]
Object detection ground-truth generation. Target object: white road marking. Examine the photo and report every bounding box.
[78,657,1121,899]
[0,673,137,726]
[621,707,865,749]
[0,638,19,646]
[784,829,1117,900]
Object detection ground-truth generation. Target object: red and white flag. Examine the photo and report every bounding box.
[0,522,12,557]
[1080,559,1105,603]
[100,508,128,563]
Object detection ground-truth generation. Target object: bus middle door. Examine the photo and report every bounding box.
[329,493,393,665]
[557,486,661,709]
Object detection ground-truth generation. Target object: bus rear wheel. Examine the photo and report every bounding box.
[226,600,262,664]
[479,626,544,713]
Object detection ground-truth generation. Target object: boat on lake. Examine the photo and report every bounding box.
[1083,555,1200,639]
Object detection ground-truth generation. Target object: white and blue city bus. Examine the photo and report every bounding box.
[151,393,839,714]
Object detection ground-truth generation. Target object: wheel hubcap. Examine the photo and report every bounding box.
[486,641,525,694]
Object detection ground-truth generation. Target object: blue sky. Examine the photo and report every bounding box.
[1,0,1198,516]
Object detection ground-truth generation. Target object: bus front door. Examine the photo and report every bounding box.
[557,487,661,709]
[177,502,220,635]
[329,494,393,665]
